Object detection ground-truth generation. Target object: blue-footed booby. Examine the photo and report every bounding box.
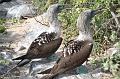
[3,4,65,76]
[39,8,103,79]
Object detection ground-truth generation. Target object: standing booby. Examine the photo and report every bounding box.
[3,4,64,75]
[39,8,102,79]
[13,3,64,62]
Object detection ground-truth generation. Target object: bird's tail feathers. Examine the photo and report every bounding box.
[12,55,26,60]
[17,59,31,67]
[38,68,52,74]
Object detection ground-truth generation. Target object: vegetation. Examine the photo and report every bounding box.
[0,18,6,33]
[0,56,10,65]
[0,26,6,33]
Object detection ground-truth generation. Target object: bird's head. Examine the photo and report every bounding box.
[80,8,102,21]
[47,4,67,36]
[47,4,66,24]
[76,8,103,41]
[47,4,65,14]
[77,8,103,29]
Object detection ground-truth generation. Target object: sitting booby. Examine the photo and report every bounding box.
[3,4,65,75]
[39,8,103,79]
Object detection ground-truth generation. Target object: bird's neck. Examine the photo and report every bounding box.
[76,18,93,41]
[76,31,93,41]
[47,11,58,22]
[48,14,61,38]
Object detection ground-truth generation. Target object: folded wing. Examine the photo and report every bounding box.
[13,32,62,60]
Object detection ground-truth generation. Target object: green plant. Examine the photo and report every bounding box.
[102,50,120,74]
[0,26,6,33]
[0,18,6,25]
[0,56,10,65]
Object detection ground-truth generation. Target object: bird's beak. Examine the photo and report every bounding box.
[59,4,66,10]
[59,4,71,11]
[63,4,71,9]
[92,7,104,15]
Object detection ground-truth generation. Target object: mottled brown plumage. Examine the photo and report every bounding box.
[13,33,62,60]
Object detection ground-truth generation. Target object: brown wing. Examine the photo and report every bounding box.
[39,40,93,79]
[13,32,62,60]
[50,40,93,77]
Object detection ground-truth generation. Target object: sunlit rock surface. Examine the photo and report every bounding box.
[6,4,36,19]
[29,59,55,76]
[0,0,36,18]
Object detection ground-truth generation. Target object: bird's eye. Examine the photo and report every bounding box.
[58,5,63,10]
[57,6,61,10]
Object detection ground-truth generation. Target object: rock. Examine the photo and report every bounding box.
[0,31,21,47]
[6,4,37,19]
[36,73,95,79]
[0,0,35,19]
[0,0,21,18]
[0,47,14,65]
[0,64,9,75]
[1,76,37,79]
[0,51,13,61]
[106,47,120,56]
[29,59,55,76]
[76,65,88,74]
[19,76,37,79]
[0,9,7,18]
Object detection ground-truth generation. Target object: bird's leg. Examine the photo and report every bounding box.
[29,61,34,75]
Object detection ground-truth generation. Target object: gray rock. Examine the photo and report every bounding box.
[0,0,36,19]
[6,4,37,19]
[2,76,38,79]
[29,59,55,76]
[0,10,7,18]
[0,0,18,10]
[36,73,95,79]
[0,32,21,47]
[0,0,21,18]
[0,64,9,75]
[0,51,13,61]
[19,76,37,79]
